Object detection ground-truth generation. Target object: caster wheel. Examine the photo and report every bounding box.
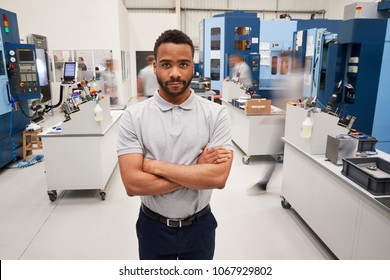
[242,156,250,165]
[100,192,106,201]
[276,154,284,163]
[48,190,57,202]
[281,197,291,209]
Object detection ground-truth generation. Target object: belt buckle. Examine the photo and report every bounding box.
[166,218,182,228]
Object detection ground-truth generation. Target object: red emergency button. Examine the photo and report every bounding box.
[20,82,25,87]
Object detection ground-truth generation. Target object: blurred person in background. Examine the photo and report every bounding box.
[101,59,118,103]
[248,58,305,195]
[226,53,253,88]
[137,55,159,97]
[77,57,87,71]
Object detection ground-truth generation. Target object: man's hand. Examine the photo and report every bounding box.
[197,144,232,164]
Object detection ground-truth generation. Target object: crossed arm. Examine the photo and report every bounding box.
[118,145,233,197]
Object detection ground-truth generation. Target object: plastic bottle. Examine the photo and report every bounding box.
[300,110,313,139]
[94,101,103,122]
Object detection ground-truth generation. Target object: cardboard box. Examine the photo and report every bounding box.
[244,99,271,115]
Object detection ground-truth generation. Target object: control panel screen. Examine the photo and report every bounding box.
[17,49,34,62]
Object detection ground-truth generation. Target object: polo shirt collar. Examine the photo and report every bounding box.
[154,89,195,111]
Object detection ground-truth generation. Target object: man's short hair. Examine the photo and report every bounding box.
[154,29,194,59]
[230,53,242,59]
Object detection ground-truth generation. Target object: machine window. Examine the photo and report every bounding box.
[234,27,252,50]
[271,56,278,75]
[211,28,221,50]
[280,57,289,75]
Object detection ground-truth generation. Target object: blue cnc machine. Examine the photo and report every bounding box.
[320,18,390,152]
[200,11,260,96]
[0,9,40,168]
[259,19,340,105]
[258,20,297,95]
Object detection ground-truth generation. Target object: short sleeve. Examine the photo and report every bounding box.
[117,109,144,156]
[208,106,233,151]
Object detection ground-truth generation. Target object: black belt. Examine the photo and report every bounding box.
[141,203,210,228]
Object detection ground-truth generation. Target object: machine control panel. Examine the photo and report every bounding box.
[247,53,260,87]
[4,42,40,100]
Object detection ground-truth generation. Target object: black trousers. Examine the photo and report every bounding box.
[136,206,218,260]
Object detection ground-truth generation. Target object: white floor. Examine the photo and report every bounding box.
[0,111,334,260]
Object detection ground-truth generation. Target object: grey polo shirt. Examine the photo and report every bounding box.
[117,89,233,219]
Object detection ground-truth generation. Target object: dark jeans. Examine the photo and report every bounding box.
[136,206,217,260]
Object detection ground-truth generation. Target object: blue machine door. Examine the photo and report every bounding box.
[372,20,390,152]
[303,28,317,98]
[203,17,225,93]
[259,20,297,90]
[311,29,324,99]
[0,39,11,115]
[0,79,11,115]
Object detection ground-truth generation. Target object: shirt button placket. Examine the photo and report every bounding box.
[172,106,183,135]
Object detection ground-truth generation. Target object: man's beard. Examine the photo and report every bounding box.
[156,76,192,97]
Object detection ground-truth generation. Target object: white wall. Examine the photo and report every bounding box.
[127,13,178,96]
[1,0,131,105]
[117,0,132,103]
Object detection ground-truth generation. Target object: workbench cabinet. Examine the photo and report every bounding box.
[222,99,285,164]
[39,98,123,201]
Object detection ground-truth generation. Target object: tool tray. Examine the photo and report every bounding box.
[349,133,377,152]
[341,157,390,195]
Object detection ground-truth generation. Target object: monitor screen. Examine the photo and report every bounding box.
[63,62,77,81]
[17,49,35,62]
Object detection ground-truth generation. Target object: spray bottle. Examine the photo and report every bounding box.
[94,95,103,122]
[300,108,314,139]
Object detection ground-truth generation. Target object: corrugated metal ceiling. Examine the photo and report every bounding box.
[124,0,329,48]
[124,0,327,12]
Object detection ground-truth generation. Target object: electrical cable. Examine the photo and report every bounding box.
[44,85,65,112]
[13,94,36,119]
[9,96,17,162]
[16,154,44,169]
